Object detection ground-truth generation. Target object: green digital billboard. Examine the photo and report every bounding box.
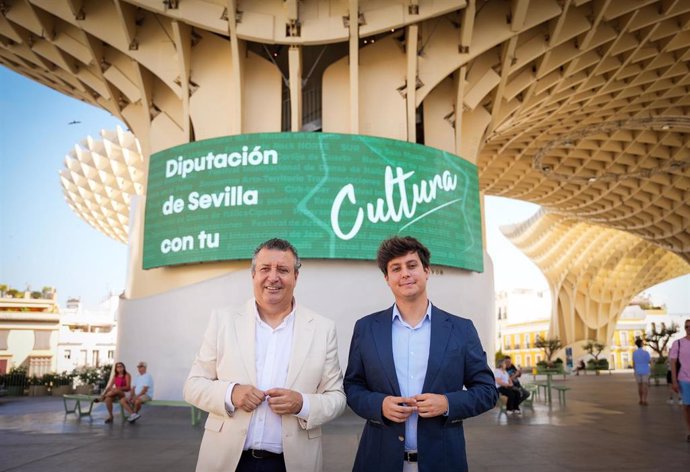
[143,133,483,271]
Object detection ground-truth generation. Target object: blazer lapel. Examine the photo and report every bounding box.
[373,307,401,396]
[422,307,451,392]
[235,299,257,386]
[286,305,315,388]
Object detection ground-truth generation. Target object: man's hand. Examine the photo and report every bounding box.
[232,384,266,412]
[265,388,303,415]
[415,393,448,418]
[382,396,417,423]
[672,381,680,394]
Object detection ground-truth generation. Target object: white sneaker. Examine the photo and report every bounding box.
[667,399,675,404]
[679,400,684,405]
[127,413,141,423]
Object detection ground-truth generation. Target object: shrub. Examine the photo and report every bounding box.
[54,371,75,387]
[73,366,100,386]
[28,375,43,386]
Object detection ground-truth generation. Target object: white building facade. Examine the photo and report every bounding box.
[56,295,119,374]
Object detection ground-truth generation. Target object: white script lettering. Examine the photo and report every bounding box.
[330,166,459,240]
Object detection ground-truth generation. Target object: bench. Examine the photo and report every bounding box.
[63,394,202,425]
[585,368,614,375]
[496,386,535,414]
[521,384,537,409]
[496,394,509,414]
[123,400,203,426]
[62,394,99,417]
[533,382,549,400]
[551,385,571,405]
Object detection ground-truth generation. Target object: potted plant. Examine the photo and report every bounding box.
[534,335,563,371]
[28,375,48,396]
[51,371,74,396]
[582,340,607,375]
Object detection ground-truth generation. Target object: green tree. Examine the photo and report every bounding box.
[582,340,606,361]
[643,322,679,364]
[535,335,562,365]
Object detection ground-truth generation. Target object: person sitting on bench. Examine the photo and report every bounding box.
[97,361,131,424]
[495,358,524,415]
[121,361,154,423]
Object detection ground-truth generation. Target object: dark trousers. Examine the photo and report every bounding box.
[498,386,522,410]
[236,450,286,472]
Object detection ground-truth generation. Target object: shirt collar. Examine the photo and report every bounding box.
[392,301,432,328]
[253,301,296,330]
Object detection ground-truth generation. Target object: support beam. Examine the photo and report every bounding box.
[458,0,475,53]
[454,66,466,155]
[348,0,359,134]
[288,45,302,131]
[489,36,518,132]
[172,20,191,141]
[65,0,85,21]
[406,24,418,143]
[226,0,242,134]
[113,0,139,50]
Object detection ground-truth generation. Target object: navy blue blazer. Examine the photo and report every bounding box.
[344,305,498,472]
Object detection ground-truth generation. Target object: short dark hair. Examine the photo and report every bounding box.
[251,238,301,274]
[376,236,431,275]
[635,338,643,348]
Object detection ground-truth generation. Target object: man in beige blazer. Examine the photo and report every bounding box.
[184,238,346,472]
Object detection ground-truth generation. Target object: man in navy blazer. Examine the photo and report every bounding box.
[344,236,497,472]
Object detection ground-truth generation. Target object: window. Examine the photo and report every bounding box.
[107,350,114,360]
[621,352,630,369]
[93,350,100,367]
[620,331,628,347]
[80,350,87,365]
[64,349,71,360]
[525,356,531,367]
[28,356,51,376]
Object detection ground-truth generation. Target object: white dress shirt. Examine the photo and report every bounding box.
[224,305,310,453]
[392,302,432,452]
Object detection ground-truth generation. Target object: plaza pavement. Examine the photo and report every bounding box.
[0,371,688,471]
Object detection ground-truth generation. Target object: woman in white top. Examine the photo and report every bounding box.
[494,358,523,414]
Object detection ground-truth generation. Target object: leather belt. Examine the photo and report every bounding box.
[243,449,284,460]
[404,452,418,462]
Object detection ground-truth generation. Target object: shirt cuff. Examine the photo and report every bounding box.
[295,393,310,420]
[225,382,238,413]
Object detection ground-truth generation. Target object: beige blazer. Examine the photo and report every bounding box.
[183,299,346,472]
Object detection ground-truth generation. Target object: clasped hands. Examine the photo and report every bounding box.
[231,384,303,415]
[382,394,448,423]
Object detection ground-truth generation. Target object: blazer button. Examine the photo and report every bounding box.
[398,436,404,442]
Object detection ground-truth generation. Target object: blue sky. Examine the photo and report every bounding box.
[0,66,688,312]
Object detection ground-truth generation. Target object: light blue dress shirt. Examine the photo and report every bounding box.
[391,302,432,452]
